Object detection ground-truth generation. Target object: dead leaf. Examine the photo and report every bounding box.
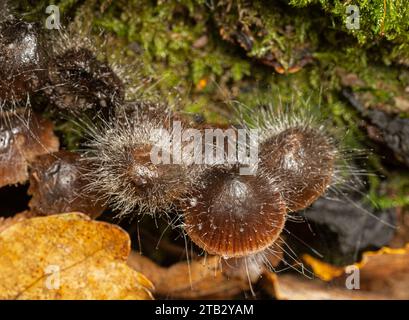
[127,240,284,299]
[302,244,409,299]
[0,212,153,300]
[263,273,385,300]
[350,244,409,299]
[0,211,34,233]
[128,251,249,299]
[394,96,409,112]
[0,110,59,187]
[302,254,345,281]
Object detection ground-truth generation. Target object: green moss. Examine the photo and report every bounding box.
[289,0,409,44]
[367,173,409,209]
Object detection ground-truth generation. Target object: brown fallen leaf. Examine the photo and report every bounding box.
[347,244,409,299]
[302,244,409,299]
[394,96,409,113]
[127,238,284,299]
[0,110,59,187]
[263,273,386,300]
[28,151,105,218]
[0,212,153,300]
[128,251,250,299]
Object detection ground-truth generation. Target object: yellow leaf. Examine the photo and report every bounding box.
[303,244,409,282]
[302,254,344,281]
[0,211,34,233]
[0,212,153,300]
[302,244,409,299]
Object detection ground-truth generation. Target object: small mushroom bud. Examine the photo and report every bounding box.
[0,19,49,103]
[28,151,105,218]
[83,104,201,216]
[259,126,336,212]
[46,48,124,111]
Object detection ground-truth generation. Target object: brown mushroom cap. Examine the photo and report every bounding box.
[260,127,336,212]
[125,143,193,202]
[83,110,202,216]
[46,47,124,111]
[183,168,286,258]
[28,151,106,218]
[0,20,48,102]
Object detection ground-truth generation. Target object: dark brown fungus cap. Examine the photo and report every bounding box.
[46,48,124,111]
[0,110,59,187]
[83,111,201,216]
[28,151,105,218]
[125,144,192,203]
[183,168,286,258]
[0,20,49,102]
[260,127,336,212]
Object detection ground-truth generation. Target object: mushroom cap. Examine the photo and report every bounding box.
[183,168,286,258]
[260,127,335,212]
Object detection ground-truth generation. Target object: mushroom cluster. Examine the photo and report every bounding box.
[0,9,339,278]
